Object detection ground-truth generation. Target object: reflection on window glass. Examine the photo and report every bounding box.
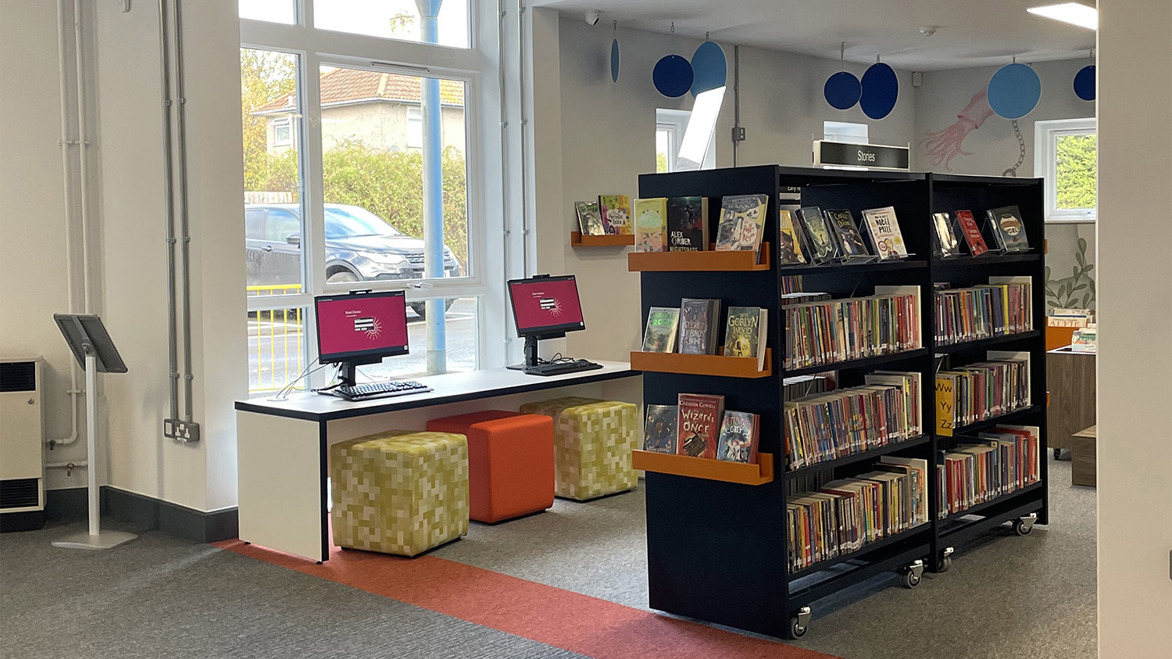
[248,307,307,396]
[351,298,478,380]
[239,0,296,24]
[1055,134,1097,211]
[315,0,470,48]
[656,128,671,173]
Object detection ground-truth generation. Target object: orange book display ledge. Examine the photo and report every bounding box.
[627,243,771,272]
[629,348,772,378]
[570,231,634,247]
[632,451,774,486]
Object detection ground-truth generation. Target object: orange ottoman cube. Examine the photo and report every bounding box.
[426,410,555,523]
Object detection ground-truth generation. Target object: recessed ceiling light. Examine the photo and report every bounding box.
[1027,3,1098,30]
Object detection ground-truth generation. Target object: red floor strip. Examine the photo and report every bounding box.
[214,540,839,659]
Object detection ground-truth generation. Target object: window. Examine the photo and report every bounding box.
[271,116,293,147]
[823,121,869,144]
[655,123,677,174]
[656,107,717,173]
[406,106,423,149]
[1035,118,1097,223]
[238,0,295,25]
[314,0,470,49]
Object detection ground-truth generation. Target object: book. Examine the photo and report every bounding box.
[633,198,668,252]
[676,393,725,459]
[794,206,837,264]
[667,196,708,252]
[777,209,806,265]
[986,205,1030,252]
[954,210,989,256]
[714,194,769,252]
[716,411,760,464]
[641,307,680,353]
[824,209,870,259]
[574,201,605,236]
[643,404,678,454]
[723,306,768,371]
[860,206,909,259]
[932,212,961,257]
[599,195,632,235]
[679,298,721,355]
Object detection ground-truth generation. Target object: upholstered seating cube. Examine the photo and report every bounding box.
[427,410,555,523]
[330,430,468,557]
[518,397,638,501]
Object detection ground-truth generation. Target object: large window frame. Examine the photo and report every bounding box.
[1035,117,1097,224]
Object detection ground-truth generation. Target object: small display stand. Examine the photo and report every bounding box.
[51,314,136,551]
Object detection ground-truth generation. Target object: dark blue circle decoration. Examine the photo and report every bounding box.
[690,41,727,96]
[652,54,693,98]
[860,62,898,120]
[987,63,1042,119]
[1074,64,1095,101]
[824,71,862,110]
[610,38,620,83]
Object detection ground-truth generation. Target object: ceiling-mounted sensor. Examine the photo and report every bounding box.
[585,9,601,26]
[919,26,939,37]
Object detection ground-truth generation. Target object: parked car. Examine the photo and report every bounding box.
[245,203,462,318]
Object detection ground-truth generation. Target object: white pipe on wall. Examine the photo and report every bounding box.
[73,0,91,315]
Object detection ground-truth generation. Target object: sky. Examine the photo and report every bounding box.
[239,0,470,48]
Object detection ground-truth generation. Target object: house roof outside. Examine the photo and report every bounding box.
[253,67,465,115]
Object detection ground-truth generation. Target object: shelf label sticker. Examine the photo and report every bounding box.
[935,377,954,437]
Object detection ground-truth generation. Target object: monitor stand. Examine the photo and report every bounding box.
[507,336,541,371]
[337,362,359,387]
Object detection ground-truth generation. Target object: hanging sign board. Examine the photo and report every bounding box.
[813,141,910,171]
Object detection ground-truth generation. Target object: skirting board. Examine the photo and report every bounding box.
[44,487,238,544]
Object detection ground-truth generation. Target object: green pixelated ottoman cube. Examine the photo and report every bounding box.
[330,431,468,557]
[519,397,638,500]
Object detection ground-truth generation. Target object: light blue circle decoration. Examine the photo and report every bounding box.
[610,38,620,83]
[860,62,898,120]
[690,41,726,96]
[1074,64,1095,101]
[653,54,694,98]
[824,71,862,110]
[988,63,1042,119]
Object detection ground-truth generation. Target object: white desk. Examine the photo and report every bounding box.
[234,361,638,562]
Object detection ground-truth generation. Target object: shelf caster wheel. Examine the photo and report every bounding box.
[789,607,811,639]
[938,547,955,573]
[900,560,924,588]
[1053,448,1062,459]
[1013,513,1038,536]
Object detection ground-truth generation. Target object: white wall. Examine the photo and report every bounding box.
[1097,0,1172,654]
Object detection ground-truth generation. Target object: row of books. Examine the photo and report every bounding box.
[642,395,760,464]
[786,456,929,573]
[935,353,1031,434]
[783,371,923,471]
[933,205,1030,257]
[934,280,1033,345]
[574,195,634,237]
[938,425,1041,517]
[642,303,769,370]
[783,288,922,370]
[630,194,769,255]
[781,205,909,265]
[782,375,830,402]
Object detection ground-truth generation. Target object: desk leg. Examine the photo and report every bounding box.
[236,411,329,562]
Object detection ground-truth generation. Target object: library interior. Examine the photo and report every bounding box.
[1,1,1168,658]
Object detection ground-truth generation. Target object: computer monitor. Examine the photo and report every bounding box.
[506,274,586,369]
[315,290,409,386]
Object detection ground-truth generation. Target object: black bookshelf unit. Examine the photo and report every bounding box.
[633,166,1047,640]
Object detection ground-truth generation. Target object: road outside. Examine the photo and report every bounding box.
[249,298,477,395]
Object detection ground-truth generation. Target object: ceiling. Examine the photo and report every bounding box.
[529,0,1096,71]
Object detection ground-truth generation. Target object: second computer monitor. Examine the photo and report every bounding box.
[507,275,585,369]
[316,290,409,384]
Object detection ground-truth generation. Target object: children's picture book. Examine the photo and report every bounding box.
[641,307,680,352]
[824,209,871,259]
[679,298,720,355]
[860,206,909,259]
[794,206,837,264]
[667,196,708,252]
[716,410,760,464]
[932,212,961,257]
[954,210,990,256]
[574,201,605,236]
[986,205,1030,252]
[634,198,668,252]
[777,209,806,265]
[723,306,769,371]
[599,195,632,235]
[643,404,678,454]
[714,194,769,252]
[676,393,725,459]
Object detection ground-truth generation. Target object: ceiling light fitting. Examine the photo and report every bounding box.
[1027,3,1098,30]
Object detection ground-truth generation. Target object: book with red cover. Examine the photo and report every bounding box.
[954,210,989,256]
[676,393,726,459]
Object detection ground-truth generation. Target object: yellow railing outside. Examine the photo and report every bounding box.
[248,284,305,394]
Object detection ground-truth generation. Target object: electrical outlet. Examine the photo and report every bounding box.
[164,419,201,443]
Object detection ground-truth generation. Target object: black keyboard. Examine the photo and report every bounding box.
[524,360,603,377]
[330,380,432,401]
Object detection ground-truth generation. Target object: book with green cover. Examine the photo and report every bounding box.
[723,306,768,371]
[642,306,680,352]
[634,198,668,252]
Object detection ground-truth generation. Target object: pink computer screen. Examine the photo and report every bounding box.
[316,292,408,360]
[508,276,585,336]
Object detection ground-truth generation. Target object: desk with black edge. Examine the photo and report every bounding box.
[234,361,638,563]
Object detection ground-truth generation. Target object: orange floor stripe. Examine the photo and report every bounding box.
[215,540,840,659]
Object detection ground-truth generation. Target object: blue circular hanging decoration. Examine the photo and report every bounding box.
[690,41,726,96]
[987,63,1042,119]
[824,71,862,110]
[653,54,694,98]
[1074,64,1095,101]
[860,62,898,120]
[610,38,620,83]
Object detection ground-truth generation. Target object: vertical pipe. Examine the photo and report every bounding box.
[418,0,447,374]
[733,45,740,167]
[157,0,180,422]
[517,0,530,276]
[73,0,91,314]
[174,0,194,420]
[85,351,98,536]
[498,0,513,359]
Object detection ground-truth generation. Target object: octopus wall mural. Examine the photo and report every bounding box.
[920,86,1026,177]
